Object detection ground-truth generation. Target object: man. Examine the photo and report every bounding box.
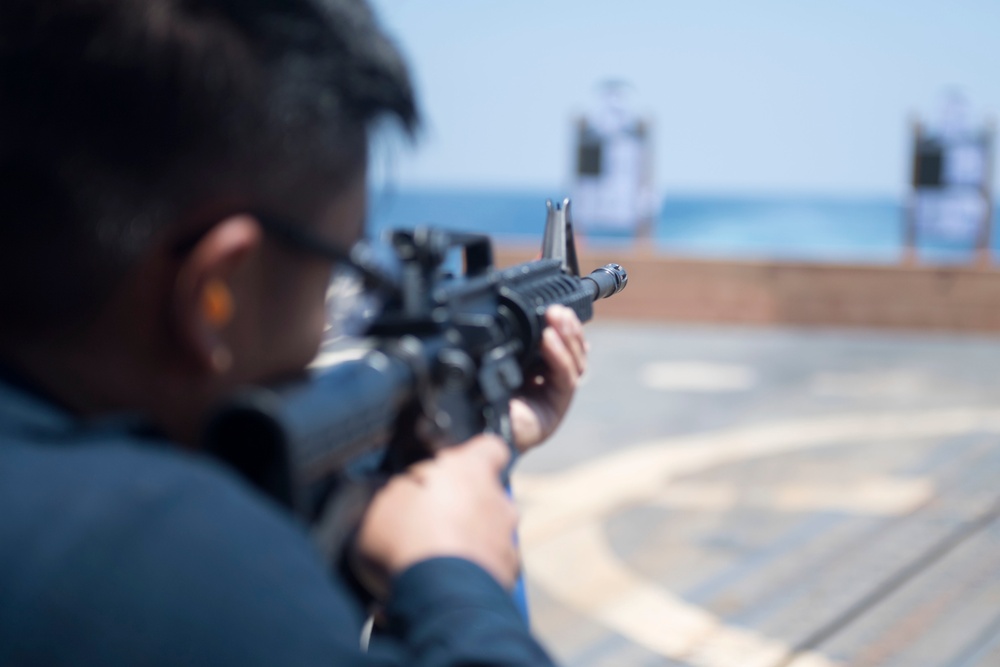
[0,1,587,665]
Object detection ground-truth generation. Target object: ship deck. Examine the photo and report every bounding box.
[514,322,1000,667]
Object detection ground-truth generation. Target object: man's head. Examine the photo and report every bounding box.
[0,0,417,439]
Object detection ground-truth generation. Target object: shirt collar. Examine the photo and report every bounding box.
[0,365,163,443]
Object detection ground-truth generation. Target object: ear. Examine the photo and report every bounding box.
[172,215,262,375]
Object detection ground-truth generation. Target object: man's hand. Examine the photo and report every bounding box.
[354,435,520,591]
[509,305,588,454]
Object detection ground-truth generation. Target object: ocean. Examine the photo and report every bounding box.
[368,189,998,265]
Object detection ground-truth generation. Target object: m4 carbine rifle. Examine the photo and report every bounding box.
[204,199,628,558]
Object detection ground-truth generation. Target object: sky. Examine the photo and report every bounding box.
[367,0,1000,198]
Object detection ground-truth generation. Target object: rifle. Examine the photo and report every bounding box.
[203,198,628,563]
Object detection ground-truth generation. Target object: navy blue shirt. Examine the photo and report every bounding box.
[0,378,555,666]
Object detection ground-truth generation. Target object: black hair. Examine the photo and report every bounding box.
[0,0,418,333]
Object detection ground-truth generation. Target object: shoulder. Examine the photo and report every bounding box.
[0,430,309,565]
[0,432,364,666]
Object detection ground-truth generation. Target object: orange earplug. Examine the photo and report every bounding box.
[202,280,234,327]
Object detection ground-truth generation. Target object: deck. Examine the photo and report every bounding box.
[514,323,1000,667]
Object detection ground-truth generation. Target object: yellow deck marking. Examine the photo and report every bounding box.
[645,477,933,516]
[516,407,1000,666]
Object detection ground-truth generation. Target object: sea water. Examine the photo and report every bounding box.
[369,188,998,265]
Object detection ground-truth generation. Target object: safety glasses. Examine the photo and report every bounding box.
[254,215,395,340]
[174,214,395,340]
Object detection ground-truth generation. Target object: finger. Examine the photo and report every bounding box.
[545,306,587,377]
[540,326,579,393]
[405,459,435,485]
[447,433,511,475]
[563,309,587,375]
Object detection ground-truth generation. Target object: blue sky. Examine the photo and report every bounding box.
[368,0,1000,197]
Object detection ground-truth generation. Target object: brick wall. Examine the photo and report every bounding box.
[493,245,1000,332]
